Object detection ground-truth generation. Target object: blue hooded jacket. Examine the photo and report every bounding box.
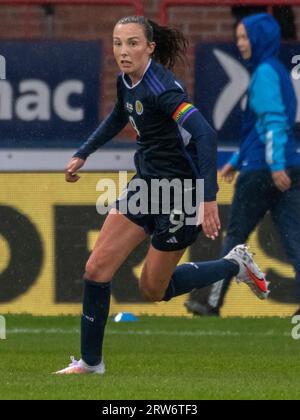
[229,13,300,172]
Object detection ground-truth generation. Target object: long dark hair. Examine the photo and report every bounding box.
[116,16,188,70]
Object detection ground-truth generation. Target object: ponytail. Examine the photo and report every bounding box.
[149,19,188,69]
[116,16,188,70]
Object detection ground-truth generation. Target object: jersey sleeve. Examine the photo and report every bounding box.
[157,88,219,202]
[74,77,128,160]
[156,83,189,117]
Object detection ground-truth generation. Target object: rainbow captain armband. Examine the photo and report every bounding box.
[172,102,198,125]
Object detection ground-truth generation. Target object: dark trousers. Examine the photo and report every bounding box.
[209,168,300,309]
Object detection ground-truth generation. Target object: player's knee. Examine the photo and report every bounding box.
[139,283,164,302]
[85,254,114,282]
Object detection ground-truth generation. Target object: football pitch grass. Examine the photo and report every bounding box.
[1,315,300,400]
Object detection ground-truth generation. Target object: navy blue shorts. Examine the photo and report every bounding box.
[114,175,202,252]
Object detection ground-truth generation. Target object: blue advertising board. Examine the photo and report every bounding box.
[195,43,300,146]
[0,41,101,148]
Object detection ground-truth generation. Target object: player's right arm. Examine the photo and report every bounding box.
[65,157,86,183]
[65,77,128,182]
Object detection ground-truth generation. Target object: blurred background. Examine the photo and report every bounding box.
[0,0,300,317]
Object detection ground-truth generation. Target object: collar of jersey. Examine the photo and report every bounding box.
[122,59,152,90]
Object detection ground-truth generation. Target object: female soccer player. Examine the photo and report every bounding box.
[56,16,269,375]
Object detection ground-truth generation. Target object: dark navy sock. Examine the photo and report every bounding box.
[81,279,111,366]
[163,259,239,301]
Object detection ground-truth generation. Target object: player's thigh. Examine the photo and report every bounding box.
[139,245,186,301]
[86,208,147,281]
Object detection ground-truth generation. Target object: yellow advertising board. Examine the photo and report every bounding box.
[0,173,298,317]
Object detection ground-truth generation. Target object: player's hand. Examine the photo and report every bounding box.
[202,201,221,241]
[272,170,291,192]
[219,163,237,183]
[65,157,85,183]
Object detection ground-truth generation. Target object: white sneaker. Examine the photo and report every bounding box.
[54,356,105,375]
[224,244,270,300]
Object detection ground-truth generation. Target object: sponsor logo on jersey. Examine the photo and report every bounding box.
[166,236,178,244]
[135,100,144,115]
[126,102,133,113]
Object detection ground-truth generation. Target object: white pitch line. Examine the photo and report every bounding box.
[5,328,290,337]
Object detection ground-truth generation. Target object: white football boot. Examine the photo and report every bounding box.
[224,244,270,300]
[54,356,105,375]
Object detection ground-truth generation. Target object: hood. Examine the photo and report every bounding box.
[242,13,281,69]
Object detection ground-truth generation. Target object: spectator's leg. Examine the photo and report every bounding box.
[194,171,273,314]
[271,170,300,310]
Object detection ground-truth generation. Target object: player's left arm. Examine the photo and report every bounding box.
[157,89,219,200]
[173,104,219,201]
[157,87,220,238]
[174,104,220,239]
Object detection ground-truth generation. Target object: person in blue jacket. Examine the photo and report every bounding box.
[185,13,300,317]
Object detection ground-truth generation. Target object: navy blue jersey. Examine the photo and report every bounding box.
[75,59,218,201]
